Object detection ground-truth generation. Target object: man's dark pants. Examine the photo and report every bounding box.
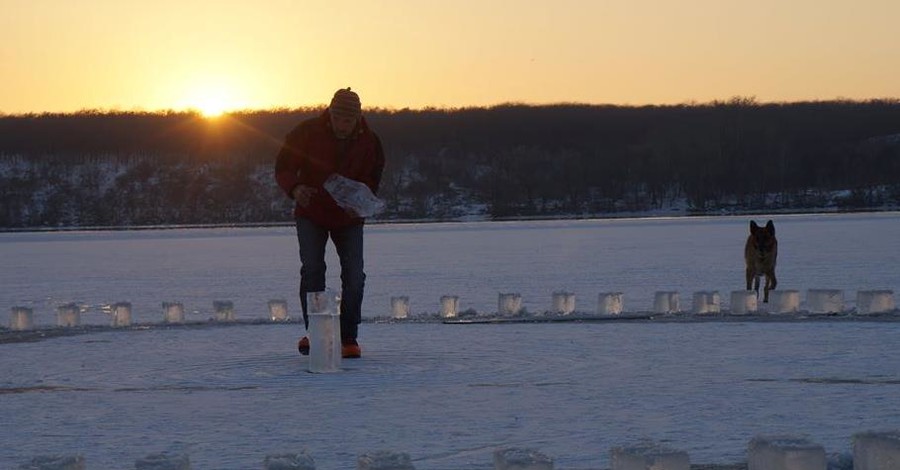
[295,217,365,340]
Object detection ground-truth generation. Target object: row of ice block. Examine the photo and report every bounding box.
[6,300,292,331]
[17,432,900,469]
[7,288,897,330]
[386,289,896,318]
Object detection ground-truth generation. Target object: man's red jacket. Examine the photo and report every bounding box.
[275,110,385,229]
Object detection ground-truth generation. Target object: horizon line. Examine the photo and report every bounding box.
[3,96,900,118]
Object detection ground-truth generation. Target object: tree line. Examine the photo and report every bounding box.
[1,98,899,228]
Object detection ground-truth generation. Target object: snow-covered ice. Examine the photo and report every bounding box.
[1,213,900,469]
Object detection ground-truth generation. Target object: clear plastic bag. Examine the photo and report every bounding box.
[323,173,386,217]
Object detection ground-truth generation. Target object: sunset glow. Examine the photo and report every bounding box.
[183,83,237,118]
[1,0,899,114]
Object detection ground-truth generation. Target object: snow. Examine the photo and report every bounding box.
[1,213,900,469]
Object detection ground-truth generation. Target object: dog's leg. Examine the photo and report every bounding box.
[763,272,777,303]
[746,267,754,293]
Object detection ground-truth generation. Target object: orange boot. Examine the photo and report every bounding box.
[341,338,361,358]
[297,336,309,355]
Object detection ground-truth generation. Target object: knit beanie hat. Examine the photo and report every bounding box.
[330,88,361,119]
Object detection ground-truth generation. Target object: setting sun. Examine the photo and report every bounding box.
[190,86,231,118]
[196,100,226,118]
[178,78,249,118]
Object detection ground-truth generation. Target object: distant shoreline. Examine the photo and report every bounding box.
[1,207,898,234]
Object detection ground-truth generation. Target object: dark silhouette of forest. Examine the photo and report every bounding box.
[1,98,899,228]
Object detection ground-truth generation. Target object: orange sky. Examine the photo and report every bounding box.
[2,0,899,115]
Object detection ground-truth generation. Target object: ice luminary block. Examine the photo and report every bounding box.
[20,455,86,470]
[268,299,289,321]
[357,450,416,470]
[653,291,679,314]
[440,295,459,318]
[806,289,844,314]
[134,452,191,470]
[853,431,900,470]
[598,292,624,315]
[111,302,132,327]
[769,290,800,314]
[263,452,316,470]
[162,302,185,324]
[610,442,689,470]
[856,290,895,315]
[56,303,80,327]
[391,296,410,319]
[692,291,720,314]
[747,435,826,470]
[498,293,523,315]
[730,290,758,315]
[213,300,235,321]
[493,447,553,470]
[551,291,575,315]
[307,290,341,374]
[10,306,34,331]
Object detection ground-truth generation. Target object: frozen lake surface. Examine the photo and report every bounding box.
[1,213,899,468]
[2,321,899,469]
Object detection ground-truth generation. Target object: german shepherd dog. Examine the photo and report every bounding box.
[745,220,778,302]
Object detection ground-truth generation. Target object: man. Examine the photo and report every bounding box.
[275,88,385,358]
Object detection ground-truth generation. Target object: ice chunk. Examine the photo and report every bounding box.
[268,299,290,321]
[769,290,800,314]
[692,291,720,314]
[112,302,132,327]
[551,291,575,315]
[440,295,459,318]
[307,290,341,374]
[162,302,185,324]
[323,173,385,218]
[856,290,895,315]
[263,452,316,470]
[493,447,553,470]
[134,452,191,470]
[730,290,758,315]
[357,450,415,470]
[853,430,900,470]
[598,292,624,315]
[18,455,85,470]
[610,441,689,470]
[56,303,80,327]
[806,289,844,314]
[653,291,680,314]
[747,435,825,470]
[391,296,410,319]
[498,293,523,316]
[10,306,34,331]
[213,300,235,321]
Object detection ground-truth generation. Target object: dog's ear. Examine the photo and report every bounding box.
[750,220,759,233]
[765,220,775,235]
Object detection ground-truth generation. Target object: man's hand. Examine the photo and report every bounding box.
[291,185,317,207]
